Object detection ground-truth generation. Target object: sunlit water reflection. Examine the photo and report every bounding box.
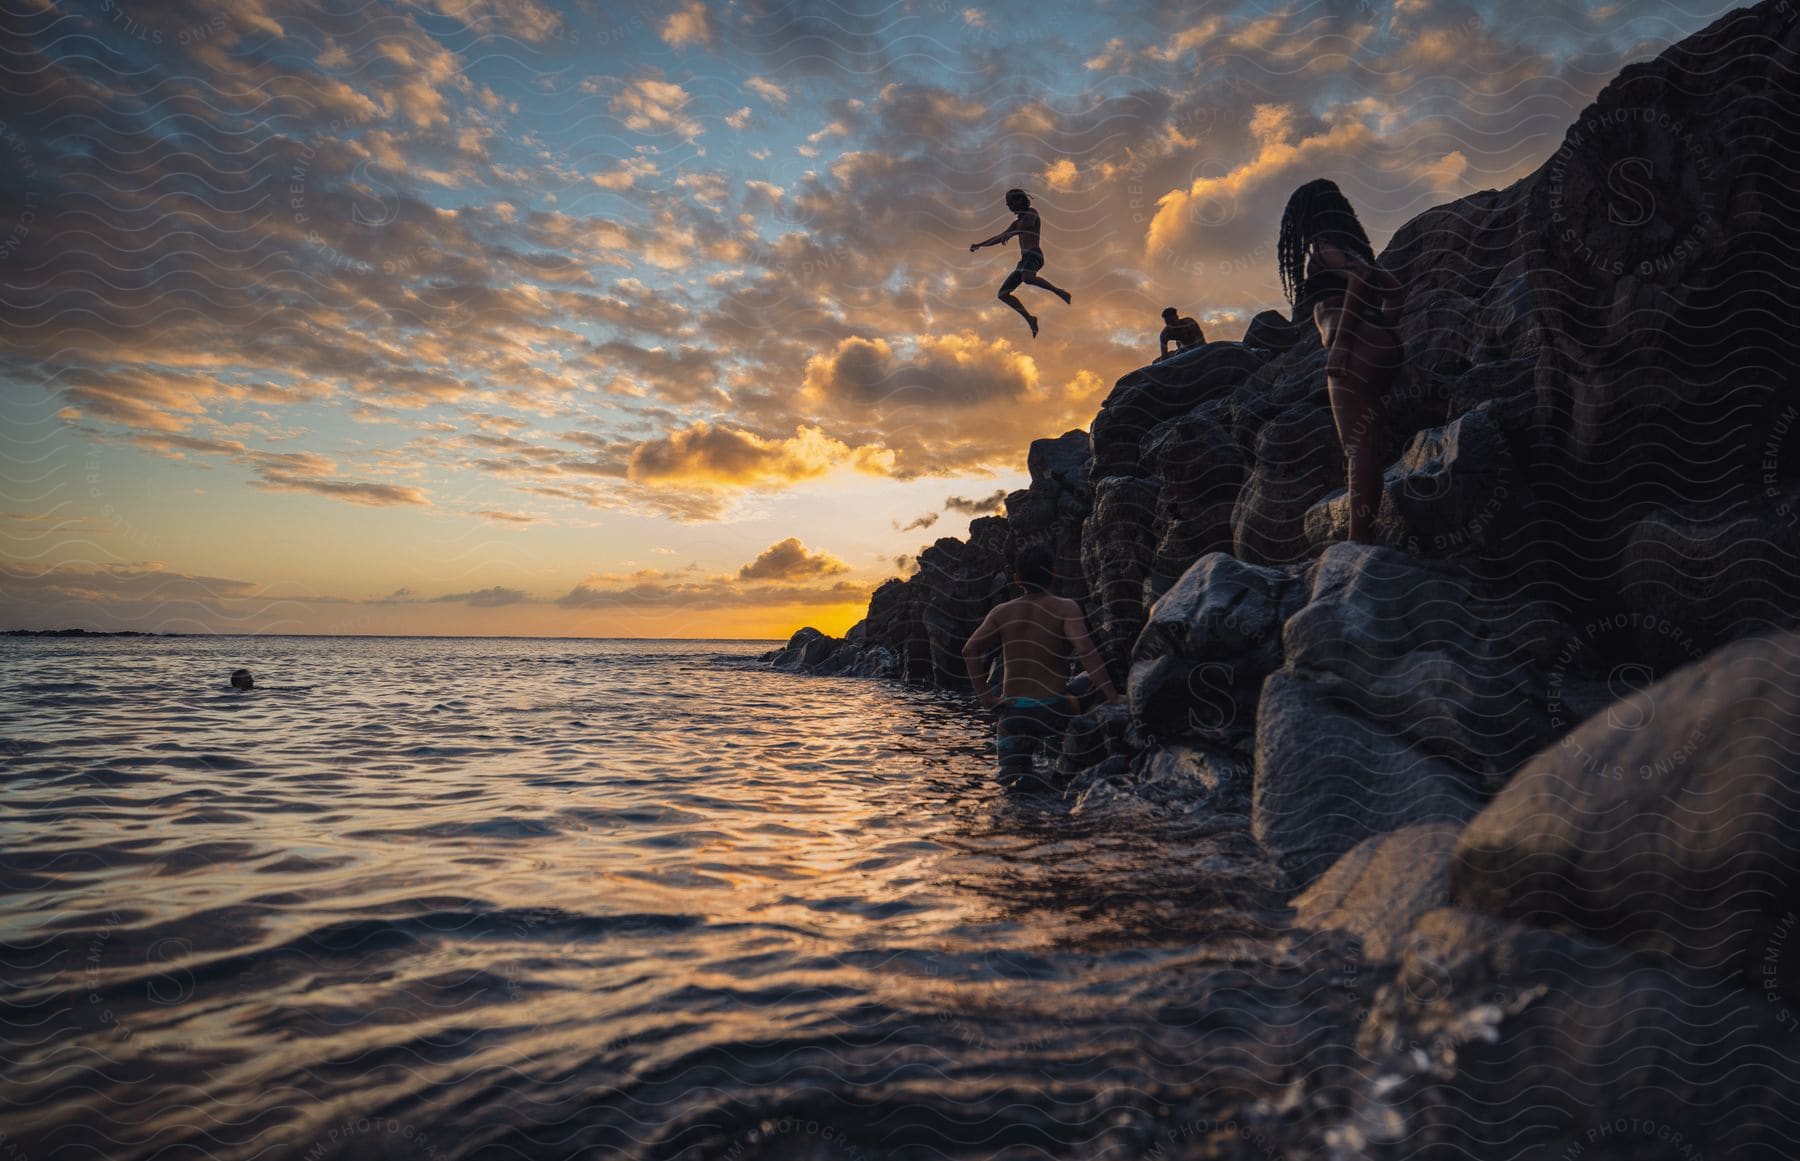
[1,636,1364,1159]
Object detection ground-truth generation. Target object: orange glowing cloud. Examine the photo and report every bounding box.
[625,422,895,490]
[737,538,849,581]
[1145,102,1376,259]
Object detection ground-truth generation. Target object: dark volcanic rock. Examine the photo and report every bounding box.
[1254,668,1480,892]
[1069,739,1251,820]
[1230,399,1342,566]
[1345,906,1800,1160]
[1279,544,1558,790]
[1253,544,1561,887]
[1055,701,1132,782]
[1289,821,1462,962]
[1142,403,1244,603]
[914,525,1011,687]
[1302,397,1522,559]
[862,578,932,682]
[1241,308,1307,354]
[765,626,836,672]
[1079,474,1160,686]
[1617,492,1800,663]
[1452,629,1800,1005]
[1088,342,1270,480]
[1129,552,1304,748]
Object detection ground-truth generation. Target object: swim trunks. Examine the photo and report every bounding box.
[1014,249,1046,275]
[995,695,1069,783]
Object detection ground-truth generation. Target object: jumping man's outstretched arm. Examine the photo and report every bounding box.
[971,215,1025,251]
[962,606,1005,708]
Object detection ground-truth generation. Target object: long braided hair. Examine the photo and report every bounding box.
[1277,178,1377,308]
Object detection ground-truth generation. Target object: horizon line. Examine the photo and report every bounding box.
[3,629,793,642]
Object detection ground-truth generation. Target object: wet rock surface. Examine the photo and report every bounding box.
[1452,630,1800,1000]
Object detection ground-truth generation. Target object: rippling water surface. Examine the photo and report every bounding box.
[1,636,1364,1160]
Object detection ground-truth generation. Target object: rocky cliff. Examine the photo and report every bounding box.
[769,3,1800,1153]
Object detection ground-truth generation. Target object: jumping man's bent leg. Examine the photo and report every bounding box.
[996,269,1037,337]
[1021,273,1071,304]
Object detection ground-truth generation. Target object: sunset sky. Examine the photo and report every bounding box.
[0,0,1728,637]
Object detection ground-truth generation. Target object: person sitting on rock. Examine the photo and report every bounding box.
[961,546,1120,786]
[1155,307,1205,361]
[1277,177,1405,544]
[970,188,1072,339]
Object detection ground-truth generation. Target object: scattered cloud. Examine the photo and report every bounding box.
[626,422,895,491]
[738,537,849,581]
[250,474,430,507]
[612,74,703,140]
[745,76,788,106]
[557,571,867,610]
[659,0,712,48]
[428,586,530,606]
[944,489,1008,516]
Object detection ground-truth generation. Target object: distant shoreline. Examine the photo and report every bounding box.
[3,628,786,642]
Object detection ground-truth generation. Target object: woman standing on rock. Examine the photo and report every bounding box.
[1277,178,1405,544]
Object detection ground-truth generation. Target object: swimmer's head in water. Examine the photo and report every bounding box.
[1005,188,1031,212]
[230,668,254,689]
[1277,176,1375,307]
[1162,307,1179,322]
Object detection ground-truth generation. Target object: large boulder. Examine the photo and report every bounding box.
[1088,342,1270,479]
[862,577,933,683]
[1302,398,1521,559]
[1253,544,1563,886]
[1281,543,1559,790]
[1224,343,1327,454]
[1289,821,1462,962]
[766,626,832,671]
[1079,475,1161,684]
[1026,427,1092,490]
[1241,307,1307,355]
[1129,552,1306,748]
[1055,701,1132,780]
[1391,286,1480,382]
[1344,906,1800,1160]
[1452,629,1800,1004]
[1618,493,1800,663]
[1254,668,1481,890]
[1231,399,1343,566]
[1008,429,1094,601]
[1518,2,1800,603]
[1142,403,1245,603]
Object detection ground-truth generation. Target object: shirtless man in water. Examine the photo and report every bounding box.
[961,546,1120,784]
[970,188,1071,339]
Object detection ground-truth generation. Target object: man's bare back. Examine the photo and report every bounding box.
[962,590,1119,708]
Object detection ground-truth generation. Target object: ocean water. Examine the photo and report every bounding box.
[0,635,1361,1160]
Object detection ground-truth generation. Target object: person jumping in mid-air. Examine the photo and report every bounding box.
[970,188,1071,338]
